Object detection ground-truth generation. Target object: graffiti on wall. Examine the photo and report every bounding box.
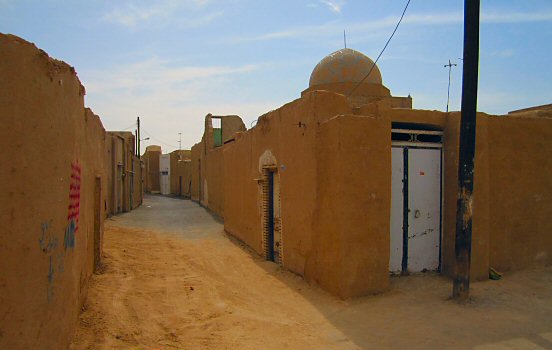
[64,162,80,250]
[39,220,57,254]
[42,161,80,302]
[39,220,57,302]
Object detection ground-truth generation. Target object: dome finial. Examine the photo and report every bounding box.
[343,30,347,49]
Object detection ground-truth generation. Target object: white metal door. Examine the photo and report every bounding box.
[407,148,441,272]
[390,148,404,273]
[159,154,171,195]
[389,147,442,274]
[160,174,170,195]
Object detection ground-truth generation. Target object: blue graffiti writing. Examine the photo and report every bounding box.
[47,256,54,302]
[64,219,76,250]
[39,220,58,254]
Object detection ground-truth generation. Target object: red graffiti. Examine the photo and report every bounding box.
[67,162,81,233]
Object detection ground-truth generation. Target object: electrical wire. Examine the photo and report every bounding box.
[119,122,138,131]
[347,0,412,97]
[140,127,179,149]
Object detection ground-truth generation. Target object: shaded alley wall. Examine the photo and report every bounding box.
[0,34,106,349]
[143,145,161,193]
[170,150,192,197]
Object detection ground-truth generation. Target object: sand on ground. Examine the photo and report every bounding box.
[70,196,552,350]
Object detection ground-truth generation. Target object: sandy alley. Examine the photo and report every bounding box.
[70,196,552,350]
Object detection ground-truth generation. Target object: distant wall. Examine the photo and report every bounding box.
[105,132,142,214]
[0,34,106,349]
[142,145,161,193]
[170,150,192,197]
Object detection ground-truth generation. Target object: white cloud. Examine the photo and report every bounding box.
[80,58,283,151]
[228,10,552,43]
[84,57,263,93]
[102,0,221,28]
[482,11,552,23]
[320,0,345,14]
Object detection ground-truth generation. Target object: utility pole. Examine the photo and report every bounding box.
[453,0,480,301]
[444,59,457,112]
[135,129,138,156]
[178,132,183,163]
[137,117,141,157]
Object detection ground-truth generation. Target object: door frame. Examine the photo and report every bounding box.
[261,166,280,263]
[391,128,444,275]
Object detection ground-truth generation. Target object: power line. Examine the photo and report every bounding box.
[347,0,412,97]
[140,127,179,149]
[118,122,137,131]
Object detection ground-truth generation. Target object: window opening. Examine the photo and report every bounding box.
[212,117,222,147]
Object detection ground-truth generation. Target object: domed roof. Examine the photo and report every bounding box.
[309,48,382,87]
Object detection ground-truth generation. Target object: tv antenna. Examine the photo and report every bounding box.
[444,59,458,112]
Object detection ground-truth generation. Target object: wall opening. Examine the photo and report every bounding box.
[212,117,222,147]
[261,166,283,265]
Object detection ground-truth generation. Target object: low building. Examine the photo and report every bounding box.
[142,145,162,193]
[105,131,143,215]
[191,48,552,299]
[170,150,192,197]
[160,153,171,195]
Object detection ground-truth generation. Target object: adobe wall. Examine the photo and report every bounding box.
[142,146,161,193]
[105,133,124,214]
[190,114,246,216]
[221,115,246,143]
[302,82,412,109]
[310,114,391,298]
[0,34,106,349]
[170,150,192,197]
[204,147,225,215]
[104,134,115,216]
[485,113,552,271]
[191,144,201,201]
[223,91,353,282]
[105,132,142,214]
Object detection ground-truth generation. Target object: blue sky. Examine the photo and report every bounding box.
[1,0,551,151]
